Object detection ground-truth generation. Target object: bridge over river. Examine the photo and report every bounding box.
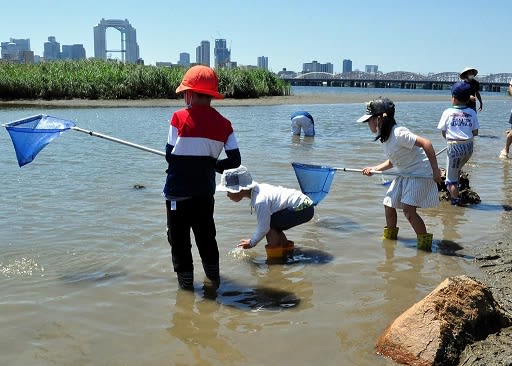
[282,71,512,92]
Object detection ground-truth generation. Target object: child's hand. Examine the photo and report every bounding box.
[237,239,252,249]
[362,167,374,176]
[433,168,442,184]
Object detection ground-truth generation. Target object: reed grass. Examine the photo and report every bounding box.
[0,59,290,100]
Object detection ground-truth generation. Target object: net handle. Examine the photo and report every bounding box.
[333,146,447,179]
[335,167,431,178]
[72,126,165,157]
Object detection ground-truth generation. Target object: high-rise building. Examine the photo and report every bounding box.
[178,52,190,67]
[302,61,333,74]
[195,40,210,66]
[61,44,86,60]
[44,36,60,61]
[342,59,352,73]
[93,18,139,63]
[1,38,31,63]
[20,50,34,64]
[257,56,268,70]
[214,39,230,68]
[365,64,379,73]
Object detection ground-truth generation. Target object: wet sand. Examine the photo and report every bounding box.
[459,240,512,365]
[0,93,508,109]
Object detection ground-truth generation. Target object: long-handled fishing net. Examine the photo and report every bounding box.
[3,114,165,167]
[292,162,429,206]
[291,163,337,206]
[291,151,446,206]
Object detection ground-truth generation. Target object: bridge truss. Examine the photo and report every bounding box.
[293,71,512,84]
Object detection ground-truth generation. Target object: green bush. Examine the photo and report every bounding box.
[0,59,289,100]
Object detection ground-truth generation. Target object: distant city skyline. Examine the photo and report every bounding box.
[2,0,511,74]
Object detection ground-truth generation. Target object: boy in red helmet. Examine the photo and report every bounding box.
[164,65,241,290]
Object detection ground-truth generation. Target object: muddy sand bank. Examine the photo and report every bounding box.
[459,240,512,365]
[0,93,508,109]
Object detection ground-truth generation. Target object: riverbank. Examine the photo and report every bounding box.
[458,239,512,365]
[0,92,508,109]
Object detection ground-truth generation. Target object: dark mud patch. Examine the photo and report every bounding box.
[459,240,512,365]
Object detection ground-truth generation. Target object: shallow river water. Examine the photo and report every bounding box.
[1,88,511,365]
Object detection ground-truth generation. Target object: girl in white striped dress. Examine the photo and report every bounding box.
[357,97,442,251]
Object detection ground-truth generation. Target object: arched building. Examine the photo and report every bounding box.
[93,18,139,63]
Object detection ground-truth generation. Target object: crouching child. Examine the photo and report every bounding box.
[217,166,314,258]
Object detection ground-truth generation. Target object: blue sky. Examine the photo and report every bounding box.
[2,0,511,75]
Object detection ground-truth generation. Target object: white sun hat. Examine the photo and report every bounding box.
[459,67,478,78]
[217,165,257,193]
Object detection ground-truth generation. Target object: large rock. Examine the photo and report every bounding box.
[437,169,481,204]
[375,275,511,366]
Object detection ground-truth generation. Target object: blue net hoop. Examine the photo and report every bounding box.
[4,114,75,167]
[291,162,337,206]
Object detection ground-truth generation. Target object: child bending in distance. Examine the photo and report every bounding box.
[217,165,314,257]
[357,97,442,251]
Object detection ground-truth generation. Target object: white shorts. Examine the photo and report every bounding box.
[291,116,315,137]
[383,176,439,209]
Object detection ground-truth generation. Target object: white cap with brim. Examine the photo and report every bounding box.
[216,165,257,193]
[357,114,373,123]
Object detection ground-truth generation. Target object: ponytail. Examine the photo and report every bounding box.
[374,111,396,143]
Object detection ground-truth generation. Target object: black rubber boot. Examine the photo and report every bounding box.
[202,263,220,284]
[177,271,194,290]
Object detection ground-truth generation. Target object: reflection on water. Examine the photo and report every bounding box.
[59,268,126,284]
[169,289,247,366]
[1,94,511,365]
[378,239,424,303]
[201,277,302,311]
[315,216,363,232]
[249,246,334,266]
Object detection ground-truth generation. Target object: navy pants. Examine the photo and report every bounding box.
[166,196,219,274]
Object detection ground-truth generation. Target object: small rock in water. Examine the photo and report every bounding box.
[133,184,146,190]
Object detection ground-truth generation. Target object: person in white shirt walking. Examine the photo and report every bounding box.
[217,165,314,258]
[437,81,479,206]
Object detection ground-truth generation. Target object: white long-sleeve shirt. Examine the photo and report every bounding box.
[249,183,311,247]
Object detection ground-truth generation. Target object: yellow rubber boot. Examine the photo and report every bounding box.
[383,227,399,240]
[265,241,295,259]
[417,233,433,252]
